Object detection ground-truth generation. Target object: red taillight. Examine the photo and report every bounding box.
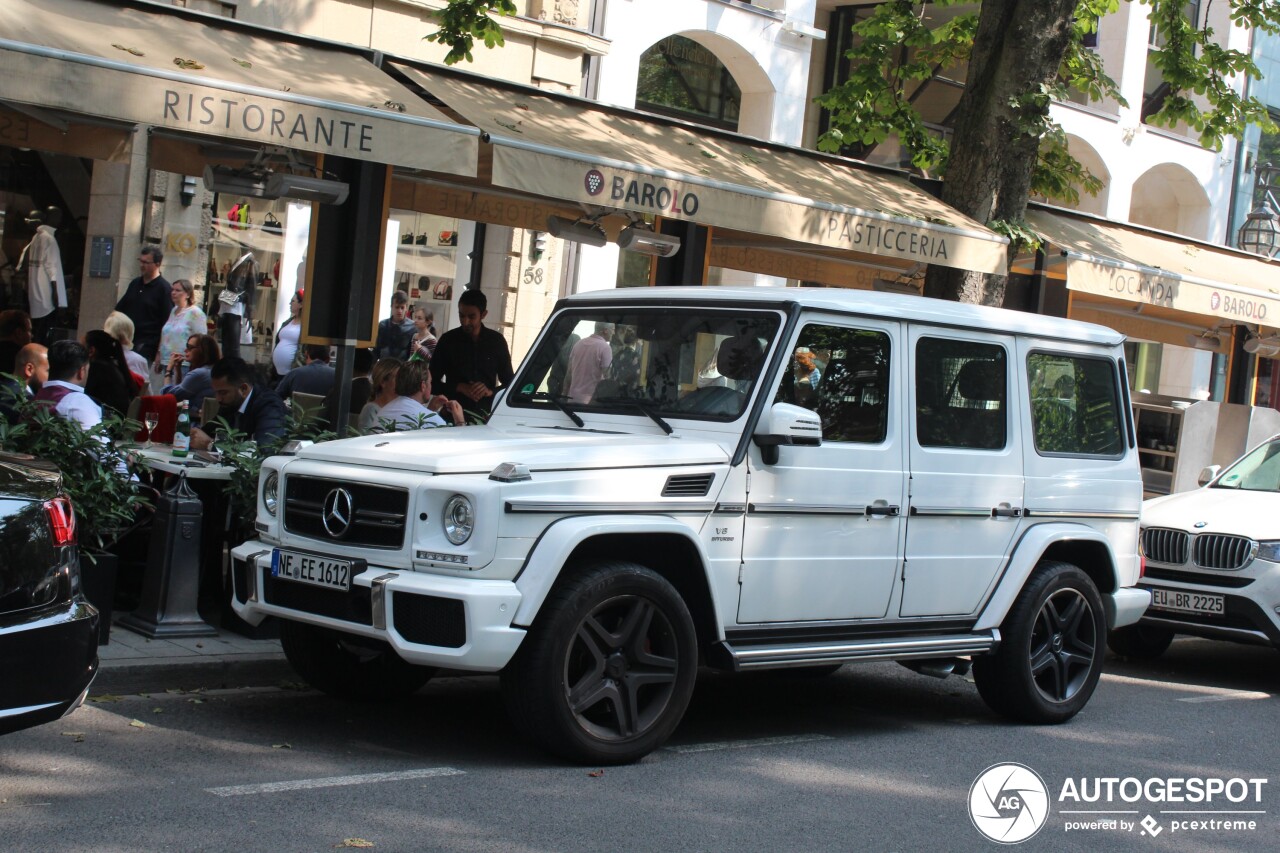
[44,496,77,547]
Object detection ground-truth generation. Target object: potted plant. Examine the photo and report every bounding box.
[0,397,152,643]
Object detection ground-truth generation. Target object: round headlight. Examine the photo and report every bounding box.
[442,494,474,545]
[263,471,279,517]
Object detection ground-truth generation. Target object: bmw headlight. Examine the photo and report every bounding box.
[1255,541,1280,563]
[263,471,279,517]
[443,494,474,545]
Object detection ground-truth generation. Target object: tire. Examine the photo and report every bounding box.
[1107,625,1174,660]
[972,561,1105,724]
[501,561,699,764]
[279,620,435,700]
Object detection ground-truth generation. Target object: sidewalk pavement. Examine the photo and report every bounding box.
[94,614,294,695]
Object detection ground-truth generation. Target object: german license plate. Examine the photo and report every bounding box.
[1150,587,1224,616]
[271,549,352,592]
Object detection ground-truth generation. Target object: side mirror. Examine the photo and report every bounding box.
[753,402,821,464]
[1197,465,1221,487]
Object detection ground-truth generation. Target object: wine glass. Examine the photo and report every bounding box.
[143,411,160,449]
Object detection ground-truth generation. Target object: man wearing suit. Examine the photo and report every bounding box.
[190,357,288,449]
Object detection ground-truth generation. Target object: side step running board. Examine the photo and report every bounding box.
[714,630,1000,672]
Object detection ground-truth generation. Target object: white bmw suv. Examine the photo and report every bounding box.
[1111,435,1280,658]
[232,286,1149,763]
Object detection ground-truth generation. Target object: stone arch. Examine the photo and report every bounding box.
[1129,162,1211,238]
[636,30,776,138]
[1062,135,1110,216]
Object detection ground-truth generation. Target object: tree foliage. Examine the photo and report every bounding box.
[424,0,517,65]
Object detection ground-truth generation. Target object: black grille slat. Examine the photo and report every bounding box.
[1143,567,1255,588]
[662,473,714,497]
[1194,534,1254,570]
[393,593,466,648]
[284,476,408,548]
[1143,527,1189,565]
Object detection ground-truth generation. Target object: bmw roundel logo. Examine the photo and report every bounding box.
[584,169,605,196]
[1194,521,1208,529]
[322,488,354,538]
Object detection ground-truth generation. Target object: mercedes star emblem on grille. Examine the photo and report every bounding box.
[322,487,354,537]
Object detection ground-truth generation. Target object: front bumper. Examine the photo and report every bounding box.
[230,541,526,671]
[1106,587,1151,630]
[1134,563,1280,647]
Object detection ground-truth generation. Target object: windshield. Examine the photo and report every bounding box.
[509,306,782,421]
[1211,437,1280,492]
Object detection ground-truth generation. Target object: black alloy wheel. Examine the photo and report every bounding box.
[973,561,1105,724]
[502,561,698,764]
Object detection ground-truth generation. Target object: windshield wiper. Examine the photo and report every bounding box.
[525,391,584,427]
[594,396,673,435]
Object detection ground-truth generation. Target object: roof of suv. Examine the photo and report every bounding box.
[561,286,1126,347]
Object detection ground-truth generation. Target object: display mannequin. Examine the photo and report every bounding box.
[18,207,67,344]
[220,250,257,359]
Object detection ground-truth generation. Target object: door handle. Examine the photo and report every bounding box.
[991,506,1023,518]
[865,504,900,517]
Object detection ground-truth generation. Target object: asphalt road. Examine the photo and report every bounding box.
[1,638,1276,852]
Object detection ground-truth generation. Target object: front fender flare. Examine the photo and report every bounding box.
[973,522,1119,632]
[512,515,715,628]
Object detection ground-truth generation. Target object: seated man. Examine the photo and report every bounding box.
[191,357,288,449]
[375,360,464,432]
[33,340,102,429]
[0,343,48,424]
[276,343,336,400]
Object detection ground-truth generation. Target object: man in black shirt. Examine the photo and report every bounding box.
[374,289,416,359]
[429,289,513,421]
[114,245,171,362]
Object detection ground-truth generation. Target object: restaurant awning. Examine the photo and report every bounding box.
[390,62,1009,276]
[0,0,478,176]
[1020,207,1280,350]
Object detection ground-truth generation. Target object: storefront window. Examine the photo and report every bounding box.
[208,194,308,370]
[386,210,460,330]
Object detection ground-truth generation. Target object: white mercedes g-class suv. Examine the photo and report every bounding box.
[231,286,1149,763]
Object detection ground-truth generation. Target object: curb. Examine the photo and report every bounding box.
[92,654,295,696]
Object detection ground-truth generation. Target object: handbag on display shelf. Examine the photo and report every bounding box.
[261,212,283,235]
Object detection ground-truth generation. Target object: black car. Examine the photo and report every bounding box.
[0,451,99,735]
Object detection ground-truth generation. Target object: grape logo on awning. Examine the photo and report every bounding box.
[969,763,1051,844]
[584,169,605,196]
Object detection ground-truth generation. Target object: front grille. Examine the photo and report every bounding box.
[393,593,466,648]
[1194,534,1255,570]
[284,476,408,549]
[262,573,372,625]
[1144,567,1255,589]
[662,473,715,497]
[1143,527,1189,565]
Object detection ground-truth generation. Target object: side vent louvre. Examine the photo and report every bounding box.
[662,473,715,497]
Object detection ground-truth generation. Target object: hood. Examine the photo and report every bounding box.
[0,452,61,501]
[1143,487,1280,540]
[291,424,730,474]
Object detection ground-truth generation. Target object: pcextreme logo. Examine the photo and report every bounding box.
[968,763,1269,844]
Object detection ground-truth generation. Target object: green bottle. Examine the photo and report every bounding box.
[172,401,191,457]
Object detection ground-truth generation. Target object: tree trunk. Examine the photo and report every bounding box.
[924,0,1081,305]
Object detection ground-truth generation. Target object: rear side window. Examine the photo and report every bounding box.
[915,338,1007,450]
[1028,353,1125,457]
